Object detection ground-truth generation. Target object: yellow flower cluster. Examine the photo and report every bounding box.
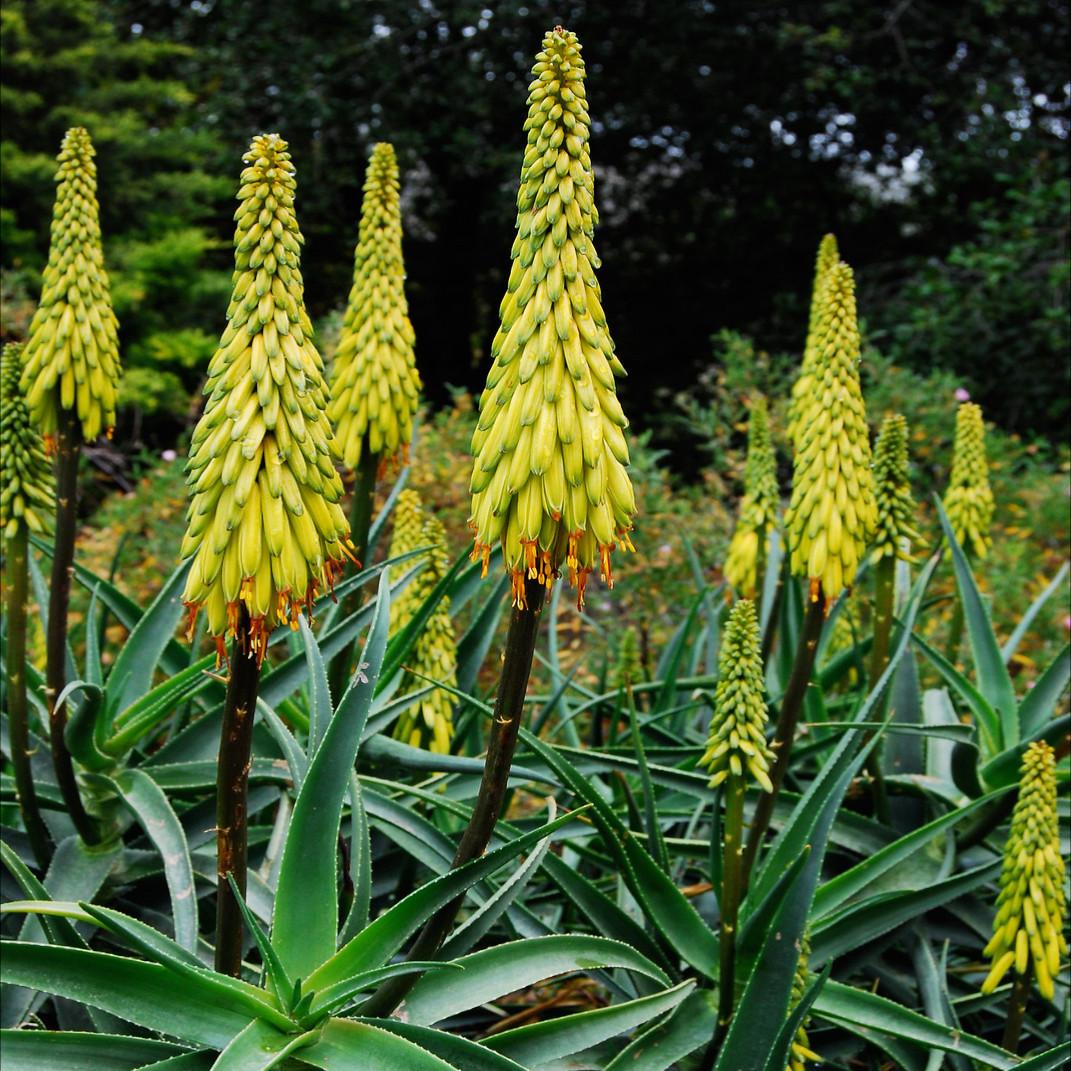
[943,402,994,559]
[181,134,354,663]
[870,413,920,563]
[724,395,779,598]
[982,741,1067,1001]
[21,127,121,446]
[786,934,820,1071]
[388,490,458,754]
[328,143,421,471]
[700,599,774,791]
[1,343,54,538]
[469,27,635,609]
[784,261,876,604]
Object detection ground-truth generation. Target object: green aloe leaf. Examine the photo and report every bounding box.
[455,573,510,695]
[483,981,695,1065]
[404,934,671,1026]
[109,769,198,953]
[353,1020,526,1071]
[603,988,717,1071]
[209,1019,316,1071]
[272,572,391,982]
[979,712,1071,789]
[299,1017,460,1070]
[309,962,459,1019]
[1017,642,1070,738]
[1016,1043,1071,1071]
[0,842,84,949]
[299,615,333,757]
[0,1029,187,1071]
[1001,562,1069,663]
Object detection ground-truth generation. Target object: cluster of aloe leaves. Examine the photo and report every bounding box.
[1,469,1068,1068]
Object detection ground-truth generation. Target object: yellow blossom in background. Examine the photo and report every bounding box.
[21,127,121,445]
[469,27,635,609]
[786,934,821,1071]
[387,490,458,754]
[1,343,54,538]
[180,134,354,663]
[786,234,839,449]
[943,402,994,558]
[784,261,876,604]
[724,395,779,598]
[870,412,921,563]
[328,143,421,471]
[982,741,1067,1001]
[700,599,775,791]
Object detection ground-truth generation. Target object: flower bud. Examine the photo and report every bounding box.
[181,135,354,663]
[20,128,121,445]
[943,402,993,558]
[1,343,54,538]
[700,600,774,791]
[786,934,820,1071]
[870,413,921,563]
[469,27,635,609]
[328,143,421,471]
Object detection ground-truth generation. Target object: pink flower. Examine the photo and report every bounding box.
[162,449,177,462]
[954,388,971,402]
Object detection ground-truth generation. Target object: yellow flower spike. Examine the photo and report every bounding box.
[387,490,458,754]
[871,413,921,563]
[181,134,354,664]
[724,395,780,598]
[700,600,775,792]
[981,741,1067,1001]
[786,934,821,1071]
[1,343,54,539]
[613,625,642,692]
[328,143,421,472]
[786,234,839,450]
[469,26,635,609]
[20,128,122,445]
[784,261,876,606]
[943,402,994,559]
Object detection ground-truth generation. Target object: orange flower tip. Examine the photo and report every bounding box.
[808,577,822,603]
[106,427,115,441]
[183,602,200,642]
[214,635,228,668]
[510,569,528,609]
[43,435,57,457]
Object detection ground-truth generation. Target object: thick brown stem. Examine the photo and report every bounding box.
[1001,966,1031,1054]
[358,577,547,1017]
[46,406,97,844]
[215,607,262,977]
[6,527,52,866]
[742,583,825,883]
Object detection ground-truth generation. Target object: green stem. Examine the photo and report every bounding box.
[215,606,262,977]
[47,405,97,844]
[357,577,547,1018]
[742,582,825,884]
[6,526,52,866]
[1001,965,1031,1054]
[703,775,746,1068]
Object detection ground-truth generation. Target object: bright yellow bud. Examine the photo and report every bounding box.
[943,402,993,559]
[1,343,54,538]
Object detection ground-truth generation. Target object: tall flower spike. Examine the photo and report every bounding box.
[469,27,636,609]
[871,413,921,563]
[786,234,839,449]
[982,742,1067,1000]
[784,261,876,604]
[786,934,821,1071]
[724,395,780,598]
[943,402,994,559]
[1,344,54,538]
[700,599,775,791]
[328,143,421,471]
[21,127,121,445]
[180,134,354,663]
[387,490,458,754]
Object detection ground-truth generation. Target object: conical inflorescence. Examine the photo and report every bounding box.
[20,127,121,445]
[1,343,54,538]
[943,402,994,559]
[982,741,1067,1001]
[786,234,839,449]
[724,395,780,598]
[328,143,421,471]
[700,599,775,790]
[469,27,635,609]
[786,934,821,1071]
[870,413,920,563]
[181,134,354,663]
[784,261,876,603]
[387,490,458,754]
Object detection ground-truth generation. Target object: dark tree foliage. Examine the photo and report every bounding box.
[6,0,1069,438]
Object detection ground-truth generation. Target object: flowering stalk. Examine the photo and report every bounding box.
[786,935,821,1071]
[746,260,875,875]
[180,134,354,974]
[943,402,993,660]
[388,491,458,753]
[697,600,774,1063]
[21,128,121,845]
[981,742,1066,1052]
[724,395,779,600]
[362,26,635,1018]
[1,343,56,865]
